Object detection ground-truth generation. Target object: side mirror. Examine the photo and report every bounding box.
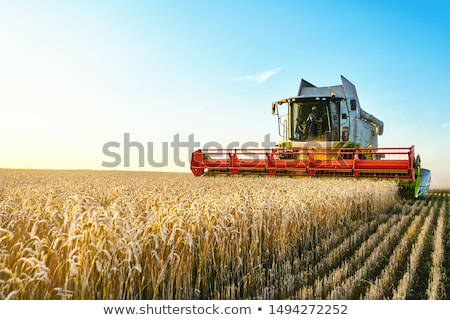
[271,103,277,115]
[350,99,357,111]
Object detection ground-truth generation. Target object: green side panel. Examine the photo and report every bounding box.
[414,165,421,198]
[278,141,292,148]
[333,141,361,148]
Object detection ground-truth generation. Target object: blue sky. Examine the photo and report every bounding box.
[0,0,449,187]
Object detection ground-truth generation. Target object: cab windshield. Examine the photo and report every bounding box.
[290,99,340,141]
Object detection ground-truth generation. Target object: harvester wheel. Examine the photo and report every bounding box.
[399,187,415,199]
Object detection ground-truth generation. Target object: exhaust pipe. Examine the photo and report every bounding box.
[360,109,384,135]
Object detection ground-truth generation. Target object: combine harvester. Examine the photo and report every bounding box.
[190,76,431,198]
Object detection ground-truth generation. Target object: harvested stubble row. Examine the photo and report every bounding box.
[0,169,402,299]
[427,205,446,299]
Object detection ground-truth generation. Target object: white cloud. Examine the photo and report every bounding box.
[233,67,281,85]
[441,123,450,128]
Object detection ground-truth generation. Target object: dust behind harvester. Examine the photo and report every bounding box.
[190,75,431,198]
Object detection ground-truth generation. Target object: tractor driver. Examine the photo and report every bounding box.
[306,106,323,139]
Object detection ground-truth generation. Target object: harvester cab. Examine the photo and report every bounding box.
[271,75,383,150]
[190,75,431,198]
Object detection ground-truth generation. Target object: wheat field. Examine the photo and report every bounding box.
[0,169,448,299]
